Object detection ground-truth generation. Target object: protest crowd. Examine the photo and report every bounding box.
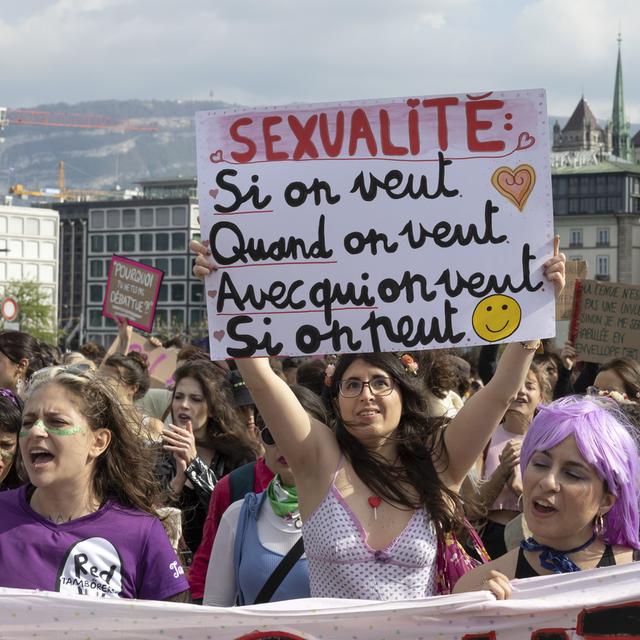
[1,240,640,612]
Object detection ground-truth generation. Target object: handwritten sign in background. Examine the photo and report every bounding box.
[102,255,164,333]
[556,260,587,320]
[196,90,555,359]
[128,332,178,388]
[573,279,640,363]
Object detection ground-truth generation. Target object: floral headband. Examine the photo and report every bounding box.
[0,388,20,407]
[324,353,419,388]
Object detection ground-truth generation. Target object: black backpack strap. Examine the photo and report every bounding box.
[253,537,305,605]
[229,462,257,503]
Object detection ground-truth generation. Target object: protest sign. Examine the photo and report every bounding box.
[1,563,640,639]
[195,90,556,359]
[128,331,178,388]
[570,278,640,363]
[102,255,164,333]
[556,259,587,320]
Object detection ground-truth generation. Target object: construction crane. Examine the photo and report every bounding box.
[1,106,157,200]
[2,108,157,132]
[9,161,134,202]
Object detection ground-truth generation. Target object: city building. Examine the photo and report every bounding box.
[52,178,202,348]
[0,205,59,329]
[552,97,611,157]
[552,36,640,286]
[553,161,640,284]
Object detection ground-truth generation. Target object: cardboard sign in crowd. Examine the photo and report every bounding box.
[570,278,640,363]
[102,255,164,333]
[196,89,556,359]
[127,332,178,388]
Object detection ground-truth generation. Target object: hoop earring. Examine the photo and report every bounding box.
[594,513,604,537]
[517,493,524,511]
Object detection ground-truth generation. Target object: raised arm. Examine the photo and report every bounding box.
[441,341,537,487]
[191,240,338,480]
[99,316,132,367]
[440,237,566,488]
[235,357,337,476]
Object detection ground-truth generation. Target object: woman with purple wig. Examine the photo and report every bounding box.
[454,395,640,598]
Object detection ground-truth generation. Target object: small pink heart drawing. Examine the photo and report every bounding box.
[209,189,219,199]
[210,150,223,163]
[516,132,535,150]
[202,239,210,247]
[213,330,225,342]
[207,290,218,299]
[491,164,536,212]
[406,98,420,108]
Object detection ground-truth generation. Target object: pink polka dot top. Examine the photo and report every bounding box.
[302,459,438,600]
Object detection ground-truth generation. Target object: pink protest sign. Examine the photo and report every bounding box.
[196,90,555,359]
[102,255,164,333]
[128,332,178,388]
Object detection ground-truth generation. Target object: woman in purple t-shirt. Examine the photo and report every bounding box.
[0,367,189,601]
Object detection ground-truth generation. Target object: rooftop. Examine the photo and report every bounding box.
[552,160,640,175]
[563,97,604,133]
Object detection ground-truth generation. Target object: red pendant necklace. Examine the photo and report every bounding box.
[368,496,382,520]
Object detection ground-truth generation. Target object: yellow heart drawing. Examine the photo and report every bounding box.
[491,164,536,212]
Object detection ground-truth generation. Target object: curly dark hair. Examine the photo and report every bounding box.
[417,349,461,399]
[24,369,162,516]
[172,361,259,465]
[103,352,151,401]
[80,341,106,366]
[330,352,466,534]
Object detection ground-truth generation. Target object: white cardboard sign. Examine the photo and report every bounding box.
[196,90,555,358]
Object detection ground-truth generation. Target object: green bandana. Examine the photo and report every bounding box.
[267,475,300,521]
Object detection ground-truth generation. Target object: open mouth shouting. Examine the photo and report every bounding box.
[532,498,557,516]
[29,447,55,469]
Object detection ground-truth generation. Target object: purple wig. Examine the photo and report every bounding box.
[520,395,640,549]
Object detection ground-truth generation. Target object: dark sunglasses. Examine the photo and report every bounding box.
[255,414,276,446]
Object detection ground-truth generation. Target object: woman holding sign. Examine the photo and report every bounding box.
[453,395,640,599]
[192,239,566,599]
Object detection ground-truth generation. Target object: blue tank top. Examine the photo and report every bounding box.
[233,491,310,605]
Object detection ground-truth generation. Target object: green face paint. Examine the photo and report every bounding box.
[0,448,15,461]
[19,419,85,438]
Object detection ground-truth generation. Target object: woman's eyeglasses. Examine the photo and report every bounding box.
[255,414,276,446]
[338,376,394,398]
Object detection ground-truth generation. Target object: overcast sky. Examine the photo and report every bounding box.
[3,0,639,122]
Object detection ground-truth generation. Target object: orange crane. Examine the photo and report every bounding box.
[3,108,157,132]
[9,161,132,201]
[1,106,157,200]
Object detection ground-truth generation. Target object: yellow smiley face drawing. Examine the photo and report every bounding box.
[472,294,522,342]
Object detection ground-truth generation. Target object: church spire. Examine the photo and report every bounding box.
[611,33,631,160]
